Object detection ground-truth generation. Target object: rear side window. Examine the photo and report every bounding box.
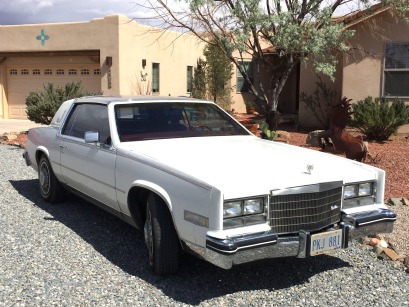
[62,104,111,144]
[51,100,74,126]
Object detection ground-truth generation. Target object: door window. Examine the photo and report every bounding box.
[62,104,111,144]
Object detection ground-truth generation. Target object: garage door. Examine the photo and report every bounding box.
[7,64,101,119]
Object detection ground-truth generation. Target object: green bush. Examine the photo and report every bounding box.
[349,96,409,141]
[26,81,101,125]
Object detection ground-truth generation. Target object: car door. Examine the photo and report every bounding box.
[59,103,120,211]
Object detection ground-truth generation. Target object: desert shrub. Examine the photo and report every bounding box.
[349,96,409,141]
[26,81,101,125]
[259,122,277,141]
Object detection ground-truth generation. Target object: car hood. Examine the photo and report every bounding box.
[117,136,382,199]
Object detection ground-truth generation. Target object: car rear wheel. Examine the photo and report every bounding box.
[38,155,66,203]
[144,193,179,275]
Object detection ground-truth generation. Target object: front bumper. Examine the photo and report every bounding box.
[192,208,396,270]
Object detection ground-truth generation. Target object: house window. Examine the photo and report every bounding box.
[56,69,65,75]
[44,69,52,75]
[68,69,77,75]
[236,60,254,93]
[21,69,29,75]
[187,66,193,93]
[33,69,41,75]
[152,63,160,93]
[10,69,17,75]
[81,69,90,75]
[384,43,409,97]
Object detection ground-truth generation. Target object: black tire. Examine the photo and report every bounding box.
[144,193,179,275]
[38,155,66,203]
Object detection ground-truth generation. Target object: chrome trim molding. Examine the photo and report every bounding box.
[342,208,396,238]
[271,181,343,196]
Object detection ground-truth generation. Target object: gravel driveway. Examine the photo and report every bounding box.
[1,145,408,306]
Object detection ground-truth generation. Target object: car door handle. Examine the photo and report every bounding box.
[59,145,67,153]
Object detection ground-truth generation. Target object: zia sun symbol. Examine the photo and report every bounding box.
[36,29,49,46]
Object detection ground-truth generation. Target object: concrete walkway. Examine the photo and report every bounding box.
[0,119,45,134]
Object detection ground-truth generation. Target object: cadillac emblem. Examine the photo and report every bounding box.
[305,164,314,175]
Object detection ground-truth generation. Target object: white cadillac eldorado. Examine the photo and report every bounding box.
[23,96,396,275]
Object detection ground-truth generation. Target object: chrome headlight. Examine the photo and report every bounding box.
[344,182,373,199]
[223,201,242,218]
[243,199,263,214]
[223,197,267,229]
[358,182,373,196]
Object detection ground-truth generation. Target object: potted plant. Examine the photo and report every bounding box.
[244,101,255,114]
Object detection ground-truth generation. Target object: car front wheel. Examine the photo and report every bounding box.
[38,155,66,203]
[144,193,179,275]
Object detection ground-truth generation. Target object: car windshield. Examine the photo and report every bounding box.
[115,102,249,141]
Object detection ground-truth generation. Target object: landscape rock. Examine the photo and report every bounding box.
[404,256,409,267]
[378,239,388,248]
[306,130,324,147]
[402,198,409,206]
[388,242,403,256]
[275,130,291,143]
[373,246,385,257]
[2,134,17,141]
[383,248,400,261]
[369,238,379,246]
[373,234,385,240]
[389,198,404,206]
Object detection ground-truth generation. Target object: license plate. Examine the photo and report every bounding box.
[310,229,343,256]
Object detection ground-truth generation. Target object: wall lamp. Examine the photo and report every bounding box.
[106,56,112,66]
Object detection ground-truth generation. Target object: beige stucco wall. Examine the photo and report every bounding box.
[343,11,409,134]
[343,11,409,101]
[116,16,204,97]
[298,11,409,128]
[298,57,343,128]
[0,66,6,118]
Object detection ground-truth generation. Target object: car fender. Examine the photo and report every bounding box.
[35,146,50,164]
[130,180,172,211]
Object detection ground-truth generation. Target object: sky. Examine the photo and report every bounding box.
[0,0,149,25]
[0,0,377,26]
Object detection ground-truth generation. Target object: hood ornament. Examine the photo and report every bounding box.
[304,164,314,175]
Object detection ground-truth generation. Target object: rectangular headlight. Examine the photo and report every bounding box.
[244,198,264,215]
[344,185,358,199]
[344,182,373,199]
[358,182,373,196]
[223,201,242,218]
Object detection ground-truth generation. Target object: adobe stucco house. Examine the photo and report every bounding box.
[1,5,409,131]
[0,15,205,119]
[299,4,409,128]
[230,4,409,128]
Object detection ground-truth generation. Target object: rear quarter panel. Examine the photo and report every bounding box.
[26,126,63,180]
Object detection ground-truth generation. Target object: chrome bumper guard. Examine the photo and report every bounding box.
[199,208,396,270]
[342,208,397,238]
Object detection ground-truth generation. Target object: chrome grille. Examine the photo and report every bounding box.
[269,184,342,234]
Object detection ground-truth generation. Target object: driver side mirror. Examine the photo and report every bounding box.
[84,131,99,144]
